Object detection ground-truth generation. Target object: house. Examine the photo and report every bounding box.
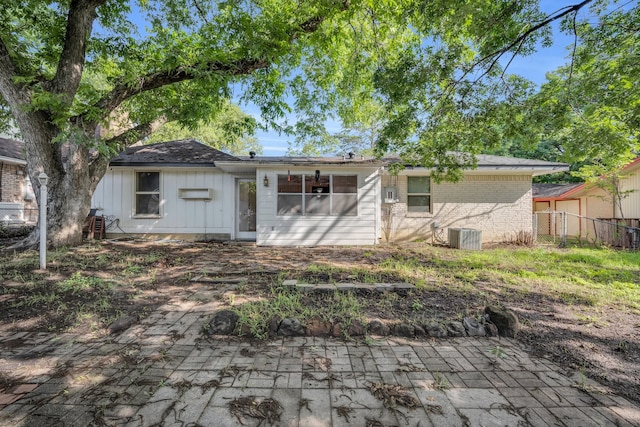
[91,139,568,246]
[0,137,37,225]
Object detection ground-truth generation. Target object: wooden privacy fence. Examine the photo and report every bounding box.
[593,218,640,249]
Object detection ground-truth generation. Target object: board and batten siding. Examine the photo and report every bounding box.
[92,167,235,239]
[619,165,640,219]
[383,173,533,242]
[255,167,381,246]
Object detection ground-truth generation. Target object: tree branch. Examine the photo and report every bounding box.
[47,0,106,101]
[92,57,269,116]
[88,117,168,186]
[473,0,594,77]
[85,0,350,120]
[104,117,168,151]
[0,38,25,106]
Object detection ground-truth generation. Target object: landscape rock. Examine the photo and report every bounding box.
[348,320,365,336]
[485,306,520,338]
[446,321,466,337]
[268,315,282,338]
[485,321,499,337]
[277,318,305,337]
[463,317,487,337]
[238,323,252,336]
[332,323,344,337]
[425,323,447,338]
[367,319,391,336]
[207,310,239,335]
[394,323,415,337]
[108,316,136,334]
[306,317,332,336]
[413,324,426,337]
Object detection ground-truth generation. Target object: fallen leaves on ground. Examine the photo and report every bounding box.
[368,382,419,410]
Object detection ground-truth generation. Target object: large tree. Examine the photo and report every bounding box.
[144,102,261,156]
[0,0,601,248]
[529,3,640,174]
[1,0,358,248]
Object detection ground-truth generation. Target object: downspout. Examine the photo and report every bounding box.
[0,161,3,201]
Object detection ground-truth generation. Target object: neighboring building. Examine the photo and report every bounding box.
[0,137,37,224]
[533,158,640,242]
[91,139,568,246]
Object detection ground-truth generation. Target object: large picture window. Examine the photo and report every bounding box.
[135,171,160,216]
[277,174,357,216]
[407,176,431,213]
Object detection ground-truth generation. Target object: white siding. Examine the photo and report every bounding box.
[618,165,640,218]
[92,167,235,239]
[256,167,381,246]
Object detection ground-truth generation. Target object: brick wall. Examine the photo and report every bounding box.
[381,174,533,242]
[0,163,38,223]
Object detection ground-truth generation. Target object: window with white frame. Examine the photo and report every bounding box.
[277,174,357,216]
[407,176,431,213]
[135,171,160,216]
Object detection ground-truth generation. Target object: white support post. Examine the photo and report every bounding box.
[38,172,48,270]
[562,211,568,247]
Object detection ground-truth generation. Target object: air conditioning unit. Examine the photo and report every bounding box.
[448,228,482,250]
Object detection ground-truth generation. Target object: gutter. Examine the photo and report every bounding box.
[0,155,26,165]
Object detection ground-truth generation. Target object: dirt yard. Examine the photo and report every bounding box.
[1,240,638,404]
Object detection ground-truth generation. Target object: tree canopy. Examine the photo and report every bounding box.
[482,2,639,187]
[143,103,261,155]
[528,3,640,178]
[0,0,628,247]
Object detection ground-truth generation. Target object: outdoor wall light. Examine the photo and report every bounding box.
[263,175,269,187]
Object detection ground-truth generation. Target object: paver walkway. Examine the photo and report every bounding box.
[1,300,640,426]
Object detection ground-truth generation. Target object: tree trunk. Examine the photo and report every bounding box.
[9,121,105,250]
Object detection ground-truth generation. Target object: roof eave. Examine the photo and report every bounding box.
[109,162,217,168]
[0,155,26,165]
[216,160,385,170]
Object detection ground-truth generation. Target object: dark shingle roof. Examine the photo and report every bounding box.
[109,139,240,167]
[382,153,568,168]
[532,183,583,198]
[0,137,25,160]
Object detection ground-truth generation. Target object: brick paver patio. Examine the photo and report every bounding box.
[1,298,639,426]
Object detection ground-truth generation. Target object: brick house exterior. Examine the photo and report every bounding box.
[382,174,534,242]
[0,137,37,224]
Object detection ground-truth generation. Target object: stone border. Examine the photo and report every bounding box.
[281,280,414,294]
[204,305,519,341]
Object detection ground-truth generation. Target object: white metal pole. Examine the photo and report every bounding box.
[38,173,48,270]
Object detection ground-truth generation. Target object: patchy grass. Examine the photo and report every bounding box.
[0,242,181,333]
[232,245,639,342]
[233,287,366,339]
[350,246,640,312]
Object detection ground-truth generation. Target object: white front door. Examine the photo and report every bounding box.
[237,179,256,240]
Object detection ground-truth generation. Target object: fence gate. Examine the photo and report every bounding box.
[533,211,567,246]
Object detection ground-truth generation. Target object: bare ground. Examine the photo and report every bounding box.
[0,240,638,404]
